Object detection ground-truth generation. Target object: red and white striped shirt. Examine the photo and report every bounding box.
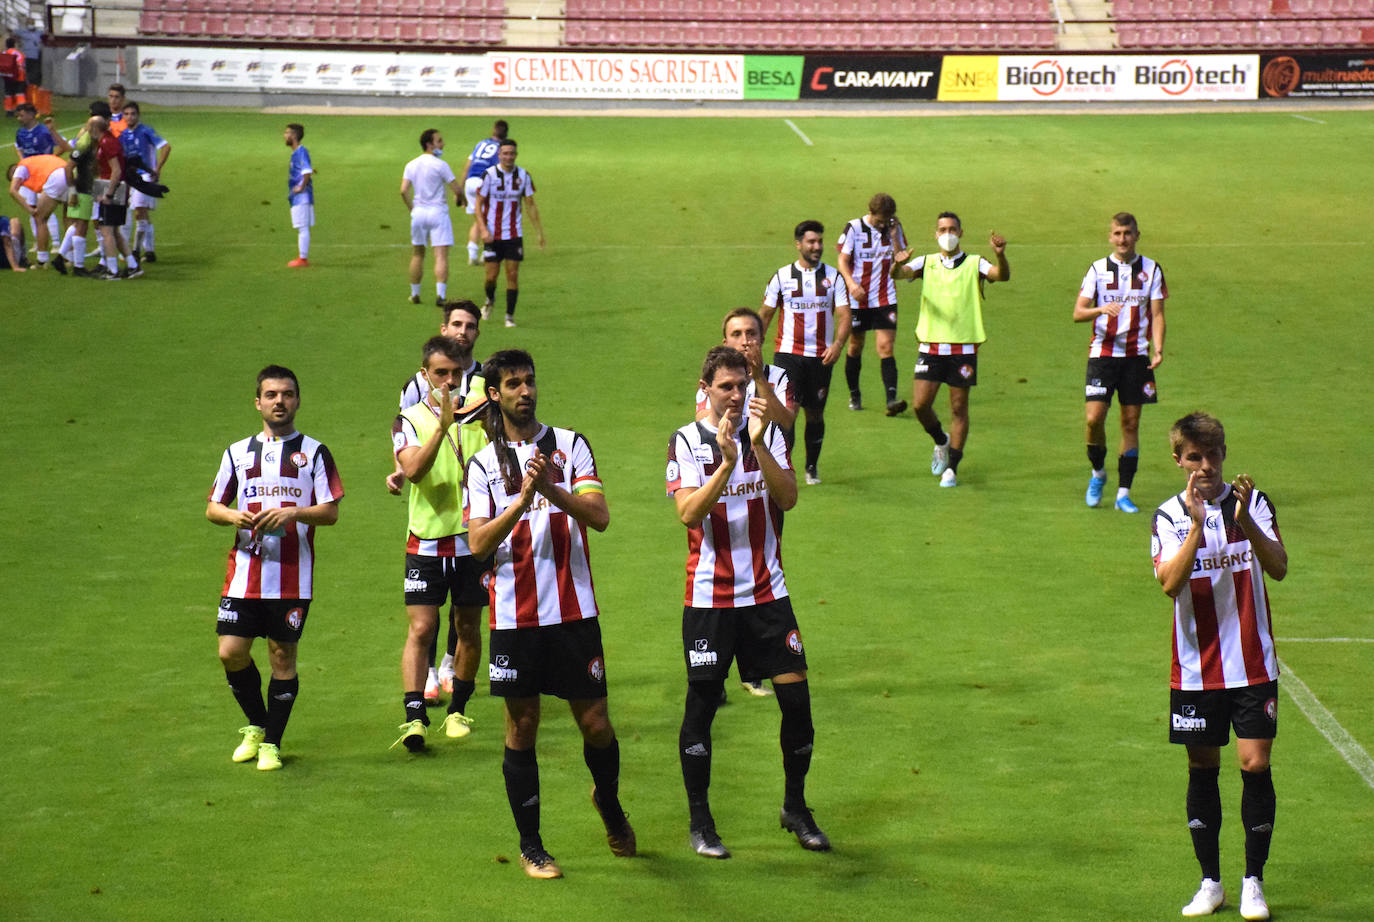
[693,363,793,417]
[1152,485,1281,691]
[209,431,345,600]
[477,164,535,241]
[666,418,790,608]
[1081,253,1167,358]
[839,216,907,309]
[764,261,849,359]
[464,425,602,630]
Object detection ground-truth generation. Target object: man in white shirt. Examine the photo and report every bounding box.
[400,128,462,307]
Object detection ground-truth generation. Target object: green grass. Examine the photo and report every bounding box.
[2,105,1372,921]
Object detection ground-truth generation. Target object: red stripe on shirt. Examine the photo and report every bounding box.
[709,504,734,607]
[550,511,580,623]
[510,520,540,629]
[747,496,773,603]
[1233,570,1268,684]
[1191,576,1225,689]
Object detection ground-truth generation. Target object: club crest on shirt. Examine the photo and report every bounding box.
[1264,697,1277,721]
[786,629,803,655]
[290,451,309,469]
[286,607,304,630]
[548,449,567,478]
[959,364,974,380]
[587,656,605,683]
[1143,382,1156,399]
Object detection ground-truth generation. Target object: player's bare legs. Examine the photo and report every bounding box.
[408,244,426,302]
[434,245,450,304]
[400,604,440,741]
[947,386,969,451]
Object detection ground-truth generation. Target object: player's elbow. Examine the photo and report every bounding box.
[317,502,340,527]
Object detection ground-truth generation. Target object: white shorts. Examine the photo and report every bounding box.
[129,188,159,211]
[410,205,454,247]
[41,171,69,201]
[18,186,37,207]
[464,176,481,215]
[290,203,314,229]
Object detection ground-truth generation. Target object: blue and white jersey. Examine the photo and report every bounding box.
[14,123,56,158]
[465,137,500,180]
[118,122,167,173]
[288,145,313,206]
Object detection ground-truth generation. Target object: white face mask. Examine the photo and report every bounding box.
[432,147,444,158]
[937,232,960,253]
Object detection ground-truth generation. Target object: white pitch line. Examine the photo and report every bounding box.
[1278,637,1374,643]
[1292,114,1327,124]
[783,118,814,146]
[1278,657,1374,791]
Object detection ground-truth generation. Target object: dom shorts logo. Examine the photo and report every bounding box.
[404,568,426,593]
[217,599,237,623]
[286,607,304,630]
[689,638,717,667]
[786,629,804,655]
[490,654,518,682]
[915,360,930,374]
[1086,380,1108,397]
[1172,703,1207,732]
[959,363,974,380]
[588,656,605,683]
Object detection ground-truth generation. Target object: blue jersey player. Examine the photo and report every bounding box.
[460,118,507,266]
[284,122,313,268]
[118,102,171,263]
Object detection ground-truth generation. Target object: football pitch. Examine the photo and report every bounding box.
[3,103,1373,920]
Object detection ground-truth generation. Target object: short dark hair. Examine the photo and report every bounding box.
[286,123,305,142]
[122,101,140,115]
[256,364,299,397]
[721,306,762,338]
[4,36,15,49]
[498,138,517,151]
[1170,412,1225,457]
[868,193,897,218]
[107,83,126,95]
[422,335,466,367]
[1112,211,1139,232]
[483,349,535,390]
[794,219,824,240]
[493,119,509,139]
[937,211,961,228]
[420,128,439,151]
[14,102,37,116]
[89,100,112,119]
[700,345,748,387]
[443,299,481,325]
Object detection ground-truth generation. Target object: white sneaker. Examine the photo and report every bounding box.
[437,654,456,694]
[424,668,440,705]
[939,468,957,488]
[1239,877,1269,921]
[931,439,950,475]
[504,315,517,328]
[481,299,493,319]
[1181,879,1225,917]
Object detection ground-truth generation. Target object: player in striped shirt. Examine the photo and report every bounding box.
[893,211,1010,488]
[206,366,344,771]
[1074,212,1167,513]
[474,139,545,328]
[1151,412,1287,921]
[668,346,829,859]
[760,219,851,486]
[464,349,633,879]
[837,193,910,416]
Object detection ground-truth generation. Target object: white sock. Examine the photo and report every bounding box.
[46,213,59,243]
[436,282,447,300]
[467,241,479,259]
[36,250,48,264]
[1092,468,1106,479]
[105,256,118,272]
[134,219,148,251]
[410,283,421,296]
[1116,487,1130,500]
[58,226,75,259]
[71,245,84,269]
[297,227,310,259]
[143,223,155,252]
[127,252,140,270]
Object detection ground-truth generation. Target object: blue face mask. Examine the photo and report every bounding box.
[432,147,444,158]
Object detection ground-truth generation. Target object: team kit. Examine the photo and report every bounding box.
[203,122,1286,918]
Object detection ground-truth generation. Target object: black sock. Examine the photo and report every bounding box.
[922,419,947,444]
[1187,766,1223,881]
[585,737,624,820]
[446,609,458,657]
[1087,443,1107,472]
[1241,767,1275,880]
[680,681,722,830]
[226,662,268,727]
[948,447,964,473]
[483,280,496,303]
[503,746,542,850]
[774,680,814,811]
[844,354,861,396]
[447,678,476,716]
[403,691,428,726]
[880,356,898,401]
[1118,450,1139,490]
[264,676,298,745]
[427,633,438,671]
[505,288,518,317]
[804,420,825,470]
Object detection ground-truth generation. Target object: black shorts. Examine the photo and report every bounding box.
[483,237,523,263]
[403,553,489,608]
[216,597,311,643]
[914,351,978,387]
[1169,680,1278,746]
[98,203,128,228]
[1085,356,1157,406]
[772,352,834,411]
[488,618,608,700]
[850,306,898,333]
[682,598,808,684]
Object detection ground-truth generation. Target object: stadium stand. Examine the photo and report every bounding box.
[137,0,504,45]
[1113,0,1374,48]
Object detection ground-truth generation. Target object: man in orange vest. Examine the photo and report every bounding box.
[1,36,26,115]
[7,153,69,268]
